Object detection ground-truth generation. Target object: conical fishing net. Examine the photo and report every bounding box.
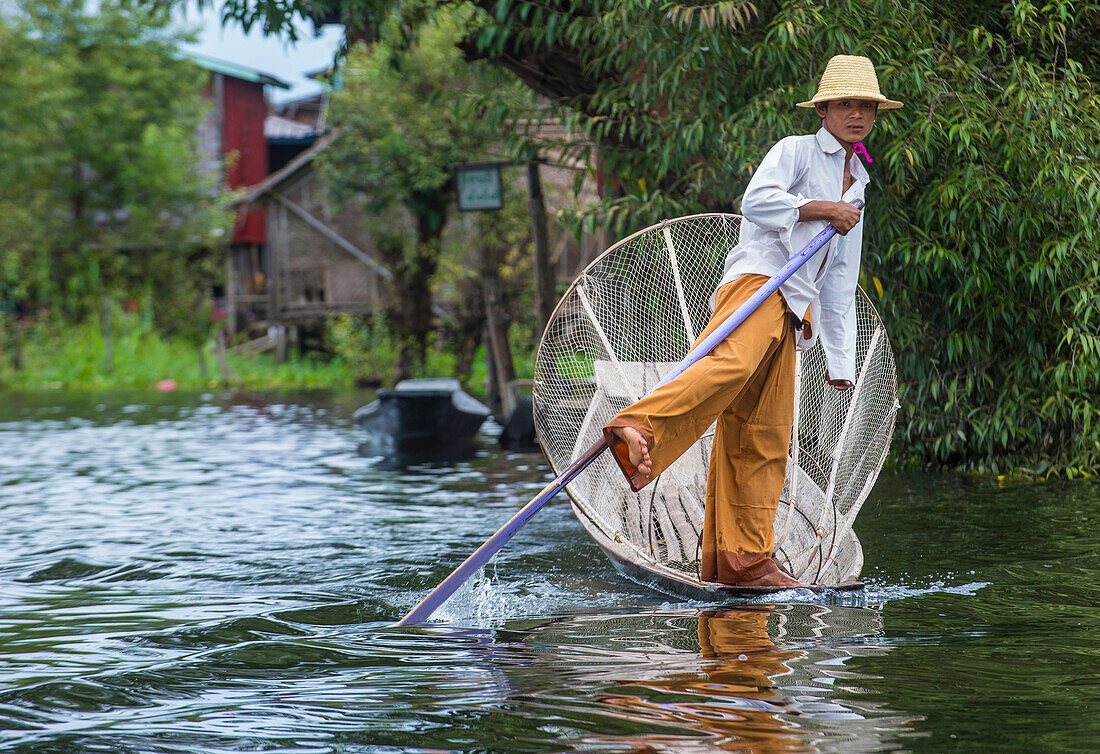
[533,213,898,587]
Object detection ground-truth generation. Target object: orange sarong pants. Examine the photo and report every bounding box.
[603,274,797,584]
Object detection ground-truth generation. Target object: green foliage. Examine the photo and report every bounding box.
[0,310,348,390]
[473,181,539,330]
[316,6,527,381]
[509,326,536,380]
[322,312,490,392]
[554,351,595,382]
[319,9,504,215]
[141,0,1100,474]
[0,0,231,341]
[173,0,393,42]
[316,7,503,376]
[433,180,537,383]
[324,312,399,385]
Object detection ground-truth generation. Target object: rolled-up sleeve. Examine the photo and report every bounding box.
[741,137,814,242]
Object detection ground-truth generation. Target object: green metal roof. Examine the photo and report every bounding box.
[177,50,290,89]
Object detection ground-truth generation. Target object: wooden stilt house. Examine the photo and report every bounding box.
[229,136,391,333]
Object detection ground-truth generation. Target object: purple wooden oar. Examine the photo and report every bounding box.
[395,201,863,626]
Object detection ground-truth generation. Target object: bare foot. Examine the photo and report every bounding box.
[612,426,651,476]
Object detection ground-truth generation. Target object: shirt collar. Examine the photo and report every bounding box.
[815,127,844,155]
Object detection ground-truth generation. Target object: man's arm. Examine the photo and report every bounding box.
[740,138,810,231]
[798,201,862,235]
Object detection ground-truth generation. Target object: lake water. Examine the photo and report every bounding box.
[1,391,1097,752]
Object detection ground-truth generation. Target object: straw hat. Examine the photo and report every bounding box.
[797,55,903,110]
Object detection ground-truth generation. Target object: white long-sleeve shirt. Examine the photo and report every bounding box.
[717,127,868,382]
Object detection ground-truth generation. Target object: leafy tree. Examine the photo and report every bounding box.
[435,180,534,391]
[478,0,1100,476]
[0,0,230,345]
[165,0,390,41]
[158,0,1100,475]
[315,8,519,382]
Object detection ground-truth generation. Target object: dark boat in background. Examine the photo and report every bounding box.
[354,378,491,455]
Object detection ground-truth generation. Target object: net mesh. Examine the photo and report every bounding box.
[533,213,898,586]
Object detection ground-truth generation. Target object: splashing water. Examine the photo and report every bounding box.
[428,565,555,625]
[864,576,991,605]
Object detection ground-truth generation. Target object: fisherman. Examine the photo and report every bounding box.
[603,55,903,587]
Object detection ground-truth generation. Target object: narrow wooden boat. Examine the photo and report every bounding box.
[572,498,865,603]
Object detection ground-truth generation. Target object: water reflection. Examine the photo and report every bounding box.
[509,605,919,752]
[357,440,479,467]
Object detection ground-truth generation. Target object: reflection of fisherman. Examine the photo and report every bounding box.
[695,609,799,694]
[602,609,806,751]
[595,607,898,752]
[604,56,903,587]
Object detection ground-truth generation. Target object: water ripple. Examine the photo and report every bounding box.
[1,391,1097,752]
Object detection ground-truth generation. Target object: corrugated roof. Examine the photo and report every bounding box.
[265,114,318,140]
[178,50,290,89]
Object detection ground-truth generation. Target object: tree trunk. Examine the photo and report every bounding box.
[389,194,448,384]
[389,260,435,384]
[451,287,486,387]
[527,160,555,337]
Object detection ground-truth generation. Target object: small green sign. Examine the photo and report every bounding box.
[456,165,503,211]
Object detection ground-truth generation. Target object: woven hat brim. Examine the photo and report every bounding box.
[797,95,903,110]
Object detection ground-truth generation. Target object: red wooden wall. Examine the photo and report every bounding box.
[222,75,268,245]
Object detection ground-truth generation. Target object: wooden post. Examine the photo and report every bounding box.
[101,297,113,373]
[216,328,232,387]
[226,254,238,339]
[272,204,284,321]
[482,276,516,417]
[483,324,500,415]
[274,325,288,364]
[527,159,554,337]
[288,325,299,356]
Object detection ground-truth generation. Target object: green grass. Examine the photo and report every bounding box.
[0,314,511,393]
[0,316,350,391]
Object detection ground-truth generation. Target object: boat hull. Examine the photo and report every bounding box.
[354,379,491,454]
[571,500,865,603]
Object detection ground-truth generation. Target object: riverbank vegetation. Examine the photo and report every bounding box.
[0,308,508,392]
[0,0,229,355]
[0,312,342,391]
